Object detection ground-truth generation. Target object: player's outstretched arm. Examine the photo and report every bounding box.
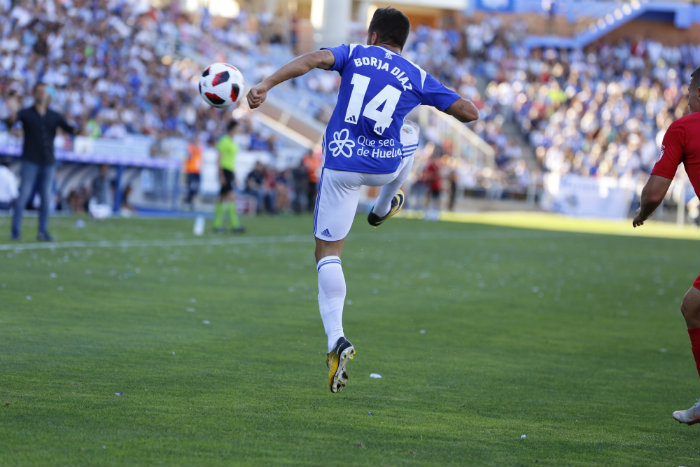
[633,174,672,227]
[247,50,336,109]
[444,98,480,123]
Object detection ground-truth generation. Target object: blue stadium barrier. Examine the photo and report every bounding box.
[0,145,181,213]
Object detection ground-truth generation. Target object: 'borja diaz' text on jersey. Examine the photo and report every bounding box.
[352,56,413,91]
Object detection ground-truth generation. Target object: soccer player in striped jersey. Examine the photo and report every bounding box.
[247,7,479,393]
[634,66,700,424]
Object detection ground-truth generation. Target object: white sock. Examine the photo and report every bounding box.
[372,187,394,218]
[317,255,346,352]
[372,156,413,217]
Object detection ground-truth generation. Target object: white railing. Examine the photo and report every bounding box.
[253,95,326,150]
[413,105,496,167]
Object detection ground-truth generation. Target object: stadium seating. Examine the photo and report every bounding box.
[1,0,699,215]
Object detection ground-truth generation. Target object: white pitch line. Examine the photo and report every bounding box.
[0,234,312,252]
[0,229,574,252]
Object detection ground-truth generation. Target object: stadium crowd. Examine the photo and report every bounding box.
[402,17,533,204]
[1,1,699,213]
[0,0,273,145]
[401,17,700,198]
[0,0,192,137]
[481,39,699,182]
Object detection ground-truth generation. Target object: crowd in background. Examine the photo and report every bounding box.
[478,37,699,184]
[403,17,533,203]
[0,0,194,137]
[297,14,700,203]
[0,0,273,145]
[1,0,699,215]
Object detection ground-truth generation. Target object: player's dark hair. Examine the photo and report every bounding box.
[33,82,46,91]
[368,7,410,50]
[227,120,238,132]
[691,67,700,90]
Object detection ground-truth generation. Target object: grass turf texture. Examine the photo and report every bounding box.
[0,213,699,466]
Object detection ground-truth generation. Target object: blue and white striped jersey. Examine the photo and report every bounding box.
[321,44,459,174]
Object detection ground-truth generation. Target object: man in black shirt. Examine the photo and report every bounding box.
[7,83,77,241]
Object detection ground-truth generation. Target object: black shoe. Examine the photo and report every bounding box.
[326,337,355,393]
[368,190,405,227]
[231,226,246,234]
[213,227,226,234]
[10,232,19,241]
[37,232,54,242]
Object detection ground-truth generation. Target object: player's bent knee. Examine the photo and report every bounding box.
[680,288,700,326]
[681,298,690,318]
[314,237,345,262]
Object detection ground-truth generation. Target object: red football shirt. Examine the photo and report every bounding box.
[651,112,700,197]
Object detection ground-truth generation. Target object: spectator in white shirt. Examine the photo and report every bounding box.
[0,158,18,210]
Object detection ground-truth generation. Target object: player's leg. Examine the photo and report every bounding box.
[317,237,355,394]
[314,169,360,350]
[314,168,361,392]
[11,161,39,239]
[426,188,441,221]
[316,236,347,353]
[369,120,418,223]
[672,280,700,425]
[369,156,413,222]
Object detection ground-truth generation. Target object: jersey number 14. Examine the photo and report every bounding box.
[344,73,401,136]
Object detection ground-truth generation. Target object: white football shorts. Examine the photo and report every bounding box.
[313,120,419,242]
[313,155,414,241]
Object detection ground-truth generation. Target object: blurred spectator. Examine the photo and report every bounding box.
[302,150,320,212]
[274,169,291,214]
[447,170,458,211]
[67,186,89,214]
[244,161,268,214]
[424,153,442,214]
[184,134,203,210]
[121,185,135,216]
[88,164,112,219]
[0,158,18,210]
[149,130,170,201]
[91,164,111,205]
[291,159,310,214]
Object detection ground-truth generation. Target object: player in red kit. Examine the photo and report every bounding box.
[633,66,700,425]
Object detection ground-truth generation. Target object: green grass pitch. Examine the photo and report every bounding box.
[0,213,698,466]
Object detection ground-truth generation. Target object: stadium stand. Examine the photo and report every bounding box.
[1,0,699,219]
[0,0,302,212]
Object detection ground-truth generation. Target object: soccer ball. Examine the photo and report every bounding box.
[199,62,245,108]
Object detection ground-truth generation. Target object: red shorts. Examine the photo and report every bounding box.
[693,274,700,291]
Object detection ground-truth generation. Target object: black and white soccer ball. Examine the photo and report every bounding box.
[199,62,245,108]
